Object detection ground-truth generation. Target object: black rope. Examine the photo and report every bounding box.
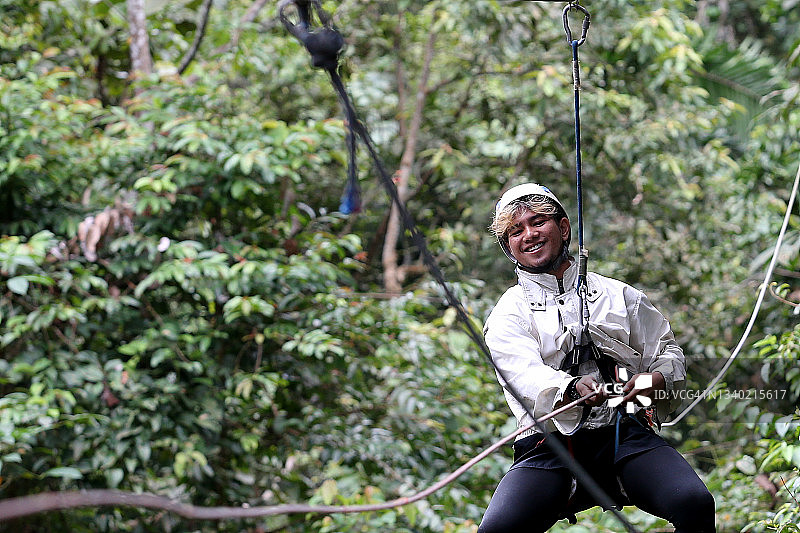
[279,2,640,531]
[278,0,360,213]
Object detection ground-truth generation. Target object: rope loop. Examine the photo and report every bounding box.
[278,0,344,71]
[278,0,359,213]
[562,2,591,47]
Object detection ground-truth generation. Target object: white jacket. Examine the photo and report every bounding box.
[484,261,686,437]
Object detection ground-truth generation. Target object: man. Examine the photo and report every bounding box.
[477,184,715,532]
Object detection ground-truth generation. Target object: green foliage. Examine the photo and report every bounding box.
[1,0,800,531]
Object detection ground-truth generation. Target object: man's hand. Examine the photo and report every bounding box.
[620,371,665,405]
[572,375,608,407]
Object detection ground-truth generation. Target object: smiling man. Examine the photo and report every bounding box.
[505,207,570,275]
[477,183,715,532]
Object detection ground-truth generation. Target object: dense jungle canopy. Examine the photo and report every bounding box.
[1,0,799,531]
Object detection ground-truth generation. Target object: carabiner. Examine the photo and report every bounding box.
[562,2,591,47]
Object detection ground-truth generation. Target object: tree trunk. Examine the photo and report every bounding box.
[695,0,708,25]
[127,0,152,79]
[716,0,735,46]
[382,28,437,294]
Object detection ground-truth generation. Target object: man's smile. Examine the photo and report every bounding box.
[522,242,545,253]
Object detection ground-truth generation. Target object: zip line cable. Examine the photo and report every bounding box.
[0,392,597,521]
[664,158,800,427]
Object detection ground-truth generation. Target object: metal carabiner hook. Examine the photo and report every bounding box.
[562,2,591,46]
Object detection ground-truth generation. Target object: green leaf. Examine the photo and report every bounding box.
[7,276,29,295]
[2,453,22,464]
[783,445,796,464]
[119,339,149,356]
[240,151,255,175]
[319,479,338,505]
[235,377,253,399]
[43,467,83,480]
[402,503,419,526]
[105,468,124,488]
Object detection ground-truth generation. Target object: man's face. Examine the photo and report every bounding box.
[506,209,570,274]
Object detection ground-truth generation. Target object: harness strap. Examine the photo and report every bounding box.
[560,333,617,385]
[561,335,616,431]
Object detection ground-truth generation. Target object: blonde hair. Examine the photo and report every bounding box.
[489,196,563,240]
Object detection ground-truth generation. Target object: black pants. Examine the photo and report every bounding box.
[478,437,715,532]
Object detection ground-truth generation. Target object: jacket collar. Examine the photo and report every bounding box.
[517,260,600,310]
[517,259,578,294]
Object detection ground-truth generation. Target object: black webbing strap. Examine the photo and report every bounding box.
[561,337,617,383]
[279,3,639,531]
[560,332,618,430]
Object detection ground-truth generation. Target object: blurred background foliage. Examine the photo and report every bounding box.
[0,0,798,531]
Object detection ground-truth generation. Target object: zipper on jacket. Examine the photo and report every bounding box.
[557,277,565,295]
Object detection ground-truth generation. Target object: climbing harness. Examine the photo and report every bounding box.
[280,2,641,532]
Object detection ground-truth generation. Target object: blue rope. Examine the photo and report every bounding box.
[572,39,585,288]
[564,2,591,344]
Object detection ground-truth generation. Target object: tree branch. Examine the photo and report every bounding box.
[212,0,269,56]
[427,65,538,95]
[178,0,214,75]
[394,16,408,140]
[0,394,594,521]
[768,282,800,308]
[775,267,800,279]
[451,58,486,123]
[382,27,437,294]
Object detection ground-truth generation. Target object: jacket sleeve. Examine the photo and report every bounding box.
[626,287,686,419]
[484,306,583,434]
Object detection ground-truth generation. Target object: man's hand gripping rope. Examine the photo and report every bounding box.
[564,372,666,409]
